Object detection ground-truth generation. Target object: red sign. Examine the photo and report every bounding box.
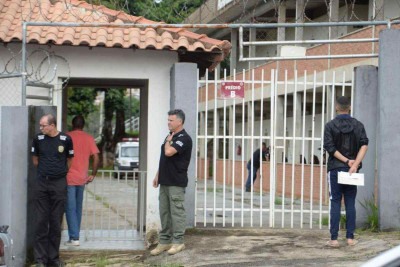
[220,81,244,99]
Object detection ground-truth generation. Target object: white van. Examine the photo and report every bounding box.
[114,139,139,178]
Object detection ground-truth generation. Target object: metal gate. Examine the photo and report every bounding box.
[196,67,353,229]
[81,170,146,241]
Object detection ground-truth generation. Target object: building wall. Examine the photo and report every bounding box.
[1,43,179,230]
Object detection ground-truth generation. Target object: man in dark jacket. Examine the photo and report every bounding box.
[245,142,267,192]
[324,96,368,247]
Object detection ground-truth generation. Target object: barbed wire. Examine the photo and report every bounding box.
[0,47,71,90]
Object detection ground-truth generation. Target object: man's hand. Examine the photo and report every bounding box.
[87,175,95,184]
[153,176,159,188]
[349,165,358,175]
[153,171,159,188]
[348,159,355,167]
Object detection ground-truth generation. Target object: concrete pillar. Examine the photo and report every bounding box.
[295,0,305,41]
[230,29,238,74]
[0,106,56,265]
[0,107,29,266]
[248,28,256,70]
[329,0,339,39]
[278,1,287,55]
[326,85,334,122]
[353,66,378,228]
[170,63,197,227]
[377,29,400,230]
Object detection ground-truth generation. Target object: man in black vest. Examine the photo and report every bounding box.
[31,114,74,266]
[324,96,368,247]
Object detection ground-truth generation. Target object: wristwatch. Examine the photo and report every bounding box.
[169,140,173,145]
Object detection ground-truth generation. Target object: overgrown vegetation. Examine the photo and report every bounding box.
[359,196,379,232]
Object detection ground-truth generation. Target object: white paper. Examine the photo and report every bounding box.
[338,172,364,186]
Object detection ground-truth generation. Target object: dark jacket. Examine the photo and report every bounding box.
[323,114,369,171]
[247,148,267,169]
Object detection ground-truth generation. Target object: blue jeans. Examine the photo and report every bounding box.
[328,167,357,240]
[65,185,85,240]
[245,163,259,190]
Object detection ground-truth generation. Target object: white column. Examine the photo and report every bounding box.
[230,29,238,74]
[277,1,287,56]
[248,28,256,70]
[295,0,305,41]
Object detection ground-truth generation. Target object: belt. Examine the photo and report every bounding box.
[39,175,65,180]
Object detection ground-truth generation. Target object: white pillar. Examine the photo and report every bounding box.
[230,29,238,74]
[248,28,256,70]
[295,0,305,41]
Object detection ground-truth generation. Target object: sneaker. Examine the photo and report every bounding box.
[64,239,80,246]
[150,244,172,256]
[167,243,186,255]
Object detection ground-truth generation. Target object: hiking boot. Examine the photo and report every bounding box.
[150,244,172,256]
[167,243,186,255]
[64,239,80,246]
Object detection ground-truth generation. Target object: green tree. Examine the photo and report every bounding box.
[86,0,203,23]
[67,87,97,116]
[67,87,97,131]
[129,0,204,23]
[97,88,127,166]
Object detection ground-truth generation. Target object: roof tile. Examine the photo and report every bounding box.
[0,0,231,70]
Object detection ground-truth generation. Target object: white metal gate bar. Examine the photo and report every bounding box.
[196,67,353,229]
[81,170,146,241]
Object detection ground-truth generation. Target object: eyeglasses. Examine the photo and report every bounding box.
[39,124,50,129]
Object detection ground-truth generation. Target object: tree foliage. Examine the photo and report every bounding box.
[67,87,97,117]
[89,0,203,23]
[129,0,204,23]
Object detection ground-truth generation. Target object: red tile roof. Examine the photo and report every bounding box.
[0,0,231,71]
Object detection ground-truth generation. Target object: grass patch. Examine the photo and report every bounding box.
[274,197,282,205]
[320,216,329,226]
[206,187,223,193]
[340,214,346,229]
[359,196,379,232]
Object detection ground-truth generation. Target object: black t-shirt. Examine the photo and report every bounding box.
[158,129,192,187]
[31,132,74,177]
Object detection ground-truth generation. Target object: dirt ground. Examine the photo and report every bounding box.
[60,228,400,267]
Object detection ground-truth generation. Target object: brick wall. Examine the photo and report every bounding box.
[197,158,328,204]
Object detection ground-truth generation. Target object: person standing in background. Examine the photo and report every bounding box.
[65,115,99,246]
[324,96,368,247]
[151,109,193,256]
[245,142,267,192]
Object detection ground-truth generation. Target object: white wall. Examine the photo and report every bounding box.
[1,43,179,231]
